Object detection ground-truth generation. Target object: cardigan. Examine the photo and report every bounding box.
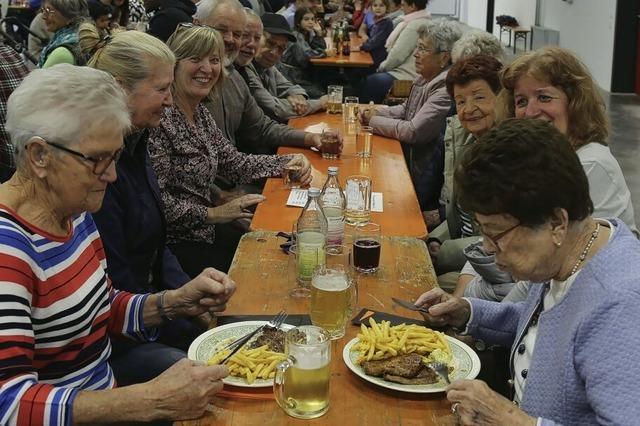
[466,218,640,425]
[360,17,393,69]
[369,69,451,183]
[0,210,154,426]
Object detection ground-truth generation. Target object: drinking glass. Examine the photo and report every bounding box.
[353,223,381,273]
[320,127,341,159]
[274,326,331,419]
[327,85,343,114]
[356,126,373,158]
[344,175,371,225]
[283,163,303,188]
[310,264,357,339]
[343,96,359,123]
[288,244,311,298]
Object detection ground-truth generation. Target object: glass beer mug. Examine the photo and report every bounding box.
[309,264,357,340]
[274,326,331,419]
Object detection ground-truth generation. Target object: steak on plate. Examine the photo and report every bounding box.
[362,353,424,378]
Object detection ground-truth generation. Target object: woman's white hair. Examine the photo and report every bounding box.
[418,18,463,54]
[451,30,504,63]
[5,64,131,164]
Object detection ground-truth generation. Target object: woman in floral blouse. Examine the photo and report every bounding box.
[148,24,312,275]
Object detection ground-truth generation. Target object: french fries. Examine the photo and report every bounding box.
[353,318,451,364]
[207,344,286,384]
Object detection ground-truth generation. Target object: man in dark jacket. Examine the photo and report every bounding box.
[147,0,195,41]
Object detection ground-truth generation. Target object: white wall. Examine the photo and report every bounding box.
[493,0,537,38]
[459,0,487,31]
[539,0,617,91]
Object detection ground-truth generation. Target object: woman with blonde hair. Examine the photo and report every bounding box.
[148,24,311,275]
[79,24,237,387]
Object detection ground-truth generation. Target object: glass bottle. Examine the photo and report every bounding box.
[296,187,328,283]
[320,167,346,247]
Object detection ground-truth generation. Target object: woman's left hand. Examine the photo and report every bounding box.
[446,380,536,425]
[284,154,313,187]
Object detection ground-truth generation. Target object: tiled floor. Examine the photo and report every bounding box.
[606,93,640,227]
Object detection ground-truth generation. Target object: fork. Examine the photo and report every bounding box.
[428,362,451,385]
[218,310,288,364]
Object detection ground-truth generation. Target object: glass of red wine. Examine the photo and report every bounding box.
[353,223,381,273]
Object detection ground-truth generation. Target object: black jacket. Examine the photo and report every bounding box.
[147,0,196,42]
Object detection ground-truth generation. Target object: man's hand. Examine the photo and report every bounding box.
[287,94,309,115]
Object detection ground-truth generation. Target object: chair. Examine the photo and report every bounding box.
[383,79,413,106]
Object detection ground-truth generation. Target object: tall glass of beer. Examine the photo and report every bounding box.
[309,264,356,339]
[274,326,331,419]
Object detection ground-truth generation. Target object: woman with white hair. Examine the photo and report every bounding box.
[361,18,461,208]
[0,65,232,424]
[38,0,89,67]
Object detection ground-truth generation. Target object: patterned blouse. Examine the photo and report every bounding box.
[148,103,291,245]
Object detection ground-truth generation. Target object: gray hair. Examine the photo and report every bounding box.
[195,0,244,24]
[418,18,463,54]
[49,0,89,22]
[5,64,130,164]
[451,29,504,63]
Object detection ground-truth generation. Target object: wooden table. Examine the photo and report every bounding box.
[176,231,455,426]
[310,36,374,68]
[250,112,428,238]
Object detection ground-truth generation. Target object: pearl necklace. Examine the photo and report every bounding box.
[569,222,600,276]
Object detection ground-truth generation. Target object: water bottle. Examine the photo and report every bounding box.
[296,187,328,283]
[320,166,346,247]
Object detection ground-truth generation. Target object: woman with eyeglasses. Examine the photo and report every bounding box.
[147,24,311,276]
[416,118,640,425]
[360,18,461,210]
[0,64,233,425]
[78,24,237,388]
[38,0,89,67]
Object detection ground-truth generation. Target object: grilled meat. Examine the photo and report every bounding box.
[384,366,438,385]
[249,327,286,353]
[362,353,424,378]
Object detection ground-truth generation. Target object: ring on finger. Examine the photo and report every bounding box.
[451,402,460,414]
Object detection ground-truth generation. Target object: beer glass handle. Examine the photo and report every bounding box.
[274,357,295,410]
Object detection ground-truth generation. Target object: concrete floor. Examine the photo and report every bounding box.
[606,93,640,226]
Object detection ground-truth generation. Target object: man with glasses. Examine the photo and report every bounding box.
[237,12,327,123]
[195,0,322,154]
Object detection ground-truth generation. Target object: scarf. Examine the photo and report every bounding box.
[38,24,79,67]
[385,9,430,50]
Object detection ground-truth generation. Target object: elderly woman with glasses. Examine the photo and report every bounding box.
[147,24,311,275]
[0,65,234,424]
[416,118,640,425]
[360,18,461,208]
[38,0,89,67]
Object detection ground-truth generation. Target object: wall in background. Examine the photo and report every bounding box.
[459,0,487,31]
[540,0,617,91]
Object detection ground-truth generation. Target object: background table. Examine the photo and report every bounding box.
[250,112,428,238]
[176,231,455,425]
[310,36,373,68]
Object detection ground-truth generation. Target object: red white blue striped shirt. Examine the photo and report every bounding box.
[0,207,157,425]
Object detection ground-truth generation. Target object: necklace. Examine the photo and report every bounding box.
[569,222,600,276]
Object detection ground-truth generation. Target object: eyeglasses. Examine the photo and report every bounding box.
[476,221,520,252]
[39,6,55,17]
[415,44,447,55]
[45,140,124,175]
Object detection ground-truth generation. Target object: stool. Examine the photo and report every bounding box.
[512,27,531,54]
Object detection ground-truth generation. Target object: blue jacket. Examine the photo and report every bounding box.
[93,130,197,353]
[467,219,640,425]
[360,17,393,69]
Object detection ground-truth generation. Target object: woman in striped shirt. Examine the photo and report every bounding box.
[0,65,234,425]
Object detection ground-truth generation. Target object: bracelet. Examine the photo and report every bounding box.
[156,290,173,322]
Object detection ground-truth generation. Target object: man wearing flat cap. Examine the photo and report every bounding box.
[238,12,327,122]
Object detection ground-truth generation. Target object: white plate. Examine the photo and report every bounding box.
[342,335,481,393]
[188,321,294,388]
